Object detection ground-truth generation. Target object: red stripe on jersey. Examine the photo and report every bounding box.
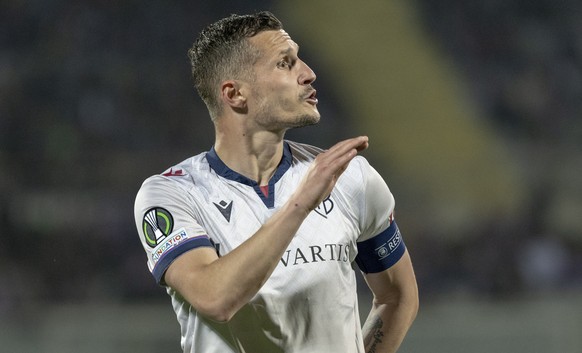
[260,185,269,197]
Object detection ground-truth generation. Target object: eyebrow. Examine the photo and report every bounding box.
[279,45,299,57]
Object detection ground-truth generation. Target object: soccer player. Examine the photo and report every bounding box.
[134,11,418,353]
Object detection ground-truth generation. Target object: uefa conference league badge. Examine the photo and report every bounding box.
[142,207,174,248]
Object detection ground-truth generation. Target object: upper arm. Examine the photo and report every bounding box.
[164,246,219,297]
[364,249,418,305]
[362,250,418,352]
[158,237,237,322]
[134,177,214,285]
[354,157,395,242]
[351,158,417,303]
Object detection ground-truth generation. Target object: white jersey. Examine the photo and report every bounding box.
[134,141,404,353]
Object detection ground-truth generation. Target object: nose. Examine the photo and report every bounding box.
[298,60,316,85]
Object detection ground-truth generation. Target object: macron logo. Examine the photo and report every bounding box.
[213,200,233,222]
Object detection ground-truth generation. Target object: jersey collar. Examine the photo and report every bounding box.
[205,142,293,208]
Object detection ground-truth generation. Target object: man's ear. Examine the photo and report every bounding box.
[220,80,246,108]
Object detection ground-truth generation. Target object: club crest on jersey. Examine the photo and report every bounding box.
[314,196,334,218]
[142,207,174,247]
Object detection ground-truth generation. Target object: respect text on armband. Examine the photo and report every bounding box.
[376,228,401,260]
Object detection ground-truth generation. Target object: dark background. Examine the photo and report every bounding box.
[1,1,581,352]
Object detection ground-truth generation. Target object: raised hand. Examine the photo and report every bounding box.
[291,136,369,213]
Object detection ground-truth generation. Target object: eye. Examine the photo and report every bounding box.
[277,58,291,70]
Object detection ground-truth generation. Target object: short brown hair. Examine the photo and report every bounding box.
[188,11,283,120]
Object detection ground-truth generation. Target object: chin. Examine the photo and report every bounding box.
[295,113,320,128]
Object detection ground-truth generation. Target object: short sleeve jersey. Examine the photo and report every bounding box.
[133,141,405,353]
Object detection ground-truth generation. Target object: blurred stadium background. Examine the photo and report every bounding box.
[1,0,581,352]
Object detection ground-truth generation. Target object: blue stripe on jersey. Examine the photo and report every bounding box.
[355,221,406,274]
[152,236,214,284]
[206,142,293,208]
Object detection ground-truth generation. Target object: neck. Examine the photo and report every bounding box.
[214,122,286,186]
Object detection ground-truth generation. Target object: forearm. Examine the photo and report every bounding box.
[209,201,309,301]
[172,199,310,321]
[362,298,417,353]
[166,136,369,321]
[203,138,367,313]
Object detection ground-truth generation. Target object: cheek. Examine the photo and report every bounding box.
[279,97,298,111]
[251,83,299,113]
[259,92,296,113]
[277,89,302,109]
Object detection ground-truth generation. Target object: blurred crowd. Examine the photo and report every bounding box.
[420,0,582,144]
[414,0,582,298]
[0,0,273,315]
[1,0,581,318]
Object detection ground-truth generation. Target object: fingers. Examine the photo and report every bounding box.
[291,136,370,212]
[318,136,369,172]
[327,136,369,156]
[355,138,369,152]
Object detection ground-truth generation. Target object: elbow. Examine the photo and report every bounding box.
[401,276,420,324]
[377,285,419,325]
[390,291,419,326]
[191,296,241,323]
[167,271,246,323]
[202,309,235,323]
[403,282,419,323]
[409,293,419,323]
[406,285,420,326]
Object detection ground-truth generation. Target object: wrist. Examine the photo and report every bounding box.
[283,196,312,219]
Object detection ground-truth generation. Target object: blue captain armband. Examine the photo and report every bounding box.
[355,221,406,274]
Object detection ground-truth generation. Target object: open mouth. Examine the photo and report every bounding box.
[305,90,318,105]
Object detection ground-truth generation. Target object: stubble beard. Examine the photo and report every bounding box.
[291,113,320,128]
[253,95,321,131]
[255,111,320,131]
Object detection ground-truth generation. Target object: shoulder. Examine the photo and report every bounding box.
[338,155,374,188]
[136,151,211,201]
[335,155,393,215]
